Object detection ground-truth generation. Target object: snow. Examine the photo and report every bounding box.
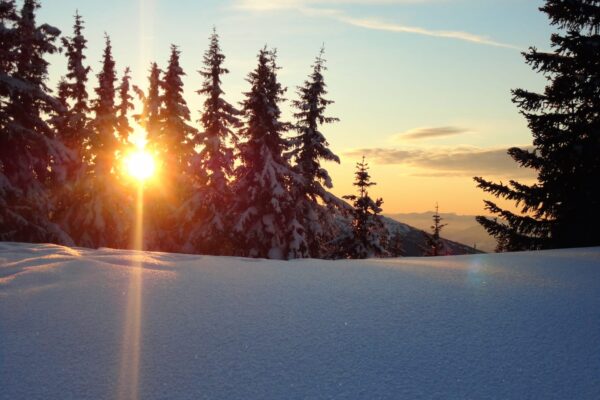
[1,242,599,399]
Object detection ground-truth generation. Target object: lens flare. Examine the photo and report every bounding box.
[124,150,156,182]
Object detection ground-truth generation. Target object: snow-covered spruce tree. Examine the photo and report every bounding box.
[232,48,299,259]
[134,62,162,146]
[475,0,600,251]
[62,34,129,248]
[341,157,388,259]
[132,62,168,251]
[116,67,134,145]
[424,203,447,256]
[151,45,199,252]
[57,10,91,164]
[181,30,241,255]
[0,0,71,244]
[52,11,96,245]
[288,48,342,258]
[160,45,198,174]
[90,34,119,176]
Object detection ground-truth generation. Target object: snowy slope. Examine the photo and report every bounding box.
[1,242,599,400]
[383,217,481,256]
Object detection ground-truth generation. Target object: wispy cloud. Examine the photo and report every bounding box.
[337,15,520,49]
[232,0,519,50]
[344,145,536,178]
[234,0,439,10]
[394,126,469,141]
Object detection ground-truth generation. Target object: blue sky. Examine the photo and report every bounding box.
[39,0,552,214]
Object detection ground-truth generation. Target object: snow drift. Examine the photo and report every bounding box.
[1,242,599,399]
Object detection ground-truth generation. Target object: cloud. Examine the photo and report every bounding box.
[344,145,536,178]
[232,0,520,50]
[337,16,520,49]
[234,0,437,10]
[395,126,468,141]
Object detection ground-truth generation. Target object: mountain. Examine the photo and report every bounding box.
[382,217,482,256]
[1,242,598,399]
[387,212,497,252]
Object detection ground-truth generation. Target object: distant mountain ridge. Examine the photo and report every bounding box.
[383,217,482,256]
[386,212,496,253]
[330,195,481,257]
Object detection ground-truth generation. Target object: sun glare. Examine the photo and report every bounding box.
[124,149,156,182]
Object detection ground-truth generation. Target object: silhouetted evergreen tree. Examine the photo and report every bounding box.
[62,34,129,248]
[58,11,91,163]
[288,48,342,258]
[424,203,447,256]
[181,30,241,255]
[116,67,134,142]
[134,62,162,146]
[133,62,168,250]
[0,0,71,243]
[52,11,97,245]
[475,0,600,251]
[90,34,119,174]
[161,45,198,174]
[231,48,298,259]
[342,157,387,259]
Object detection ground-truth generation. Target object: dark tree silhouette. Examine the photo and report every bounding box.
[342,157,388,259]
[0,0,70,244]
[475,0,600,251]
[424,203,447,256]
[58,11,91,163]
[289,47,343,258]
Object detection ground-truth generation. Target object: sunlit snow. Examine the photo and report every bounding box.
[1,242,599,399]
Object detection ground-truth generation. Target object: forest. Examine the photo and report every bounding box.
[1,0,599,259]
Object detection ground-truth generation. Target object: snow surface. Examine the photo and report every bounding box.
[1,242,599,399]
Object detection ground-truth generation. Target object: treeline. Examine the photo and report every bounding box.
[0,0,393,259]
[474,0,600,252]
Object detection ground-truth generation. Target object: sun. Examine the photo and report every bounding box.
[124,149,156,182]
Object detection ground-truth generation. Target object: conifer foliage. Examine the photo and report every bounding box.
[116,67,134,143]
[181,30,240,255]
[342,157,388,259]
[135,63,162,148]
[474,0,600,251]
[66,34,129,248]
[58,11,91,161]
[0,0,70,243]
[289,48,341,258]
[424,203,447,257]
[0,2,417,259]
[232,48,298,259]
[161,45,198,174]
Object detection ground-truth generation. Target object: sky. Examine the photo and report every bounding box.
[39,0,553,215]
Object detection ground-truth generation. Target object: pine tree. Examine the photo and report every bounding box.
[288,47,342,258]
[62,34,128,248]
[160,45,198,173]
[342,157,388,259]
[90,34,119,175]
[181,29,241,255]
[131,62,167,251]
[134,62,162,146]
[52,11,96,246]
[116,67,134,143]
[58,10,91,161]
[231,47,297,259]
[0,0,17,130]
[475,0,600,251]
[424,203,447,256]
[0,0,71,243]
